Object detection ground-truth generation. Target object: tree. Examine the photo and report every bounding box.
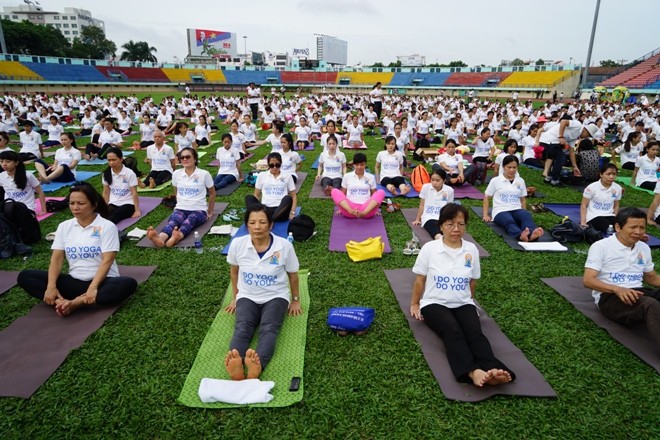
[448,60,467,67]
[120,40,157,63]
[387,60,402,68]
[599,59,622,68]
[511,58,525,66]
[1,19,71,57]
[535,58,545,66]
[371,62,384,67]
[70,26,117,60]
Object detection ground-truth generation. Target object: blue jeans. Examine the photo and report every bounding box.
[494,209,537,239]
[214,174,237,190]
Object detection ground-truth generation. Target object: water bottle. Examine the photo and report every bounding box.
[386,198,394,213]
[194,231,203,254]
[287,232,294,244]
[606,225,614,237]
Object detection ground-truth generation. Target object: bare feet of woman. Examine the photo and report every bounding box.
[245,348,262,379]
[54,296,85,317]
[400,185,411,196]
[485,369,513,386]
[146,226,166,248]
[529,227,544,242]
[519,227,530,242]
[225,349,245,380]
[148,177,156,189]
[165,227,184,248]
[469,368,492,387]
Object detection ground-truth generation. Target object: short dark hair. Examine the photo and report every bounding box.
[267,152,283,164]
[615,207,646,228]
[438,203,469,227]
[244,202,273,226]
[221,133,232,142]
[353,152,367,164]
[69,181,110,218]
[502,154,519,167]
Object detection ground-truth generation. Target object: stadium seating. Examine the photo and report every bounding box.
[0,61,42,80]
[161,68,226,83]
[389,72,451,87]
[280,72,338,84]
[444,72,512,87]
[95,66,170,82]
[22,62,108,82]
[222,70,280,85]
[335,72,394,85]
[600,54,660,88]
[499,71,573,88]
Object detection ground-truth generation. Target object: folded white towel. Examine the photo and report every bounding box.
[198,378,275,404]
[127,227,147,240]
[209,225,233,235]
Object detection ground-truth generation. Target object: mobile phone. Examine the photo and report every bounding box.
[289,377,301,392]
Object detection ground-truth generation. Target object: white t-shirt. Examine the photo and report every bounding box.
[633,155,660,186]
[585,234,653,304]
[195,124,211,142]
[54,147,81,178]
[102,165,138,207]
[654,181,660,220]
[247,87,261,105]
[614,142,643,167]
[140,123,156,142]
[255,171,296,207]
[294,125,311,142]
[279,150,302,180]
[0,171,40,212]
[412,239,481,309]
[175,132,196,152]
[540,120,583,146]
[521,135,536,161]
[265,133,282,152]
[484,174,528,219]
[341,171,376,204]
[47,124,63,142]
[240,123,257,142]
[438,153,464,174]
[227,233,299,304]
[172,167,214,211]
[347,124,364,142]
[319,150,346,179]
[146,144,175,173]
[230,132,246,152]
[582,180,622,223]
[494,152,521,176]
[321,133,341,152]
[52,214,120,281]
[376,150,404,180]
[19,131,41,156]
[216,147,241,178]
[98,129,122,146]
[419,183,455,226]
[473,138,494,159]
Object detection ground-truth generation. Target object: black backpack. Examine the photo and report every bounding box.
[287,214,316,242]
[46,196,69,213]
[0,212,31,259]
[123,156,143,178]
[1,199,41,244]
[550,219,584,243]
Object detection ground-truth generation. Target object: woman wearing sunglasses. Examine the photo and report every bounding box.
[245,152,297,222]
[146,148,216,247]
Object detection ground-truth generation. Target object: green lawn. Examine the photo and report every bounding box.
[1,123,659,439]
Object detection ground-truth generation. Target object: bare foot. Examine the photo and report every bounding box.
[165,227,184,248]
[400,185,411,196]
[519,227,530,242]
[138,180,146,188]
[224,349,245,380]
[386,184,396,194]
[245,348,262,379]
[529,227,544,242]
[148,177,156,189]
[469,368,492,387]
[146,226,166,248]
[485,369,513,386]
[54,296,85,317]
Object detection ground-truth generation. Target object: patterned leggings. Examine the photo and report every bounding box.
[161,209,207,238]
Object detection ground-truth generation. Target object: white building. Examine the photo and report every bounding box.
[1,4,104,44]
[396,54,426,66]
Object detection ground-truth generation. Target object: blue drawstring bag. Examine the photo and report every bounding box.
[327,307,375,333]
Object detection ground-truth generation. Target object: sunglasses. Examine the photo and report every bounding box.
[180,155,193,160]
[268,163,282,168]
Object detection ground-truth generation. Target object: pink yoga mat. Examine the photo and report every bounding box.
[35,197,66,222]
[342,140,368,149]
[329,208,391,253]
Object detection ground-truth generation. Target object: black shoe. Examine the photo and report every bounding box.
[550,181,565,188]
[542,178,551,185]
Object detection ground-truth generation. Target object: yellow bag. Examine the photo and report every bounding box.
[345,236,384,262]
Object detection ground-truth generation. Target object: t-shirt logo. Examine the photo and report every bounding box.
[269,251,280,265]
[637,253,644,265]
[465,254,472,268]
[91,226,102,237]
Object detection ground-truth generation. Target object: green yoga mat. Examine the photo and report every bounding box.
[136,180,172,193]
[615,176,655,196]
[178,270,310,408]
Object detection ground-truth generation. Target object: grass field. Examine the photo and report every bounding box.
[1,120,659,439]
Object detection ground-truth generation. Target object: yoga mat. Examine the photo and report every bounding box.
[400,208,489,257]
[342,140,368,150]
[541,277,659,374]
[377,182,419,198]
[616,176,655,196]
[0,271,19,296]
[136,180,172,193]
[214,180,241,196]
[329,209,391,253]
[309,182,332,199]
[543,203,660,248]
[197,140,221,150]
[385,268,557,401]
[177,271,310,408]
[470,206,570,252]
[114,197,161,231]
[295,172,308,193]
[136,203,228,249]
[0,265,157,398]
[35,197,65,221]
[452,183,484,200]
[221,207,301,255]
[78,151,134,166]
[39,171,100,193]
[311,157,319,169]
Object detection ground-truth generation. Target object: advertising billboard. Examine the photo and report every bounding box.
[316,36,348,65]
[187,29,237,58]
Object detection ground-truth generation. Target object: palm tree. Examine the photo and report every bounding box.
[120,40,157,63]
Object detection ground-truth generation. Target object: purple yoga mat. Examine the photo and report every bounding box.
[114,197,161,231]
[400,208,490,257]
[452,183,484,200]
[0,271,19,296]
[385,268,557,401]
[309,181,332,199]
[136,203,228,248]
[329,208,391,253]
[0,265,157,398]
[542,277,659,374]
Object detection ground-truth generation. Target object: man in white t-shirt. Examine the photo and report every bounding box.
[583,207,660,347]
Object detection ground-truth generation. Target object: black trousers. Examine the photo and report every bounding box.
[143,170,172,186]
[320,177,342,189]
[381,176,406,187]
[588,215,615,233]
[245,194,293,222]
[421,303,515,383]
[423,219,440,239]
[598,287,660,347]
[249,103,259,121]
[108,204,135,224]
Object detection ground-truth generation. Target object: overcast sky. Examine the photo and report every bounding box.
[2,0,658,66]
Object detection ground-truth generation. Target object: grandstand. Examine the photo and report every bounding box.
[599,53,660,88]
[336,72,394,86]
[443,72,511,87]
[22,62,108,82]
[0,61,42,81]
[499,71,575,88]
[161,68,227,84]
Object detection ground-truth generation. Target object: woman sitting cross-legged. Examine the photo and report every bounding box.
[224,203,302,380]
[411,203,515,387]
[331,152,385,219]
[146,148,216,247]
[412,168,455,239]
[246,152,298,222]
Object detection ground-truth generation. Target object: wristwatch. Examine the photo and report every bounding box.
[292,296,300,302]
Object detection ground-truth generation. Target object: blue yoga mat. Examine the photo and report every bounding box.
[311,157,319,169]
[39,171,101,193]
[544,203,660,248]
[221,207,301,255]
[78,150,133,165]
[377,181,419,198]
